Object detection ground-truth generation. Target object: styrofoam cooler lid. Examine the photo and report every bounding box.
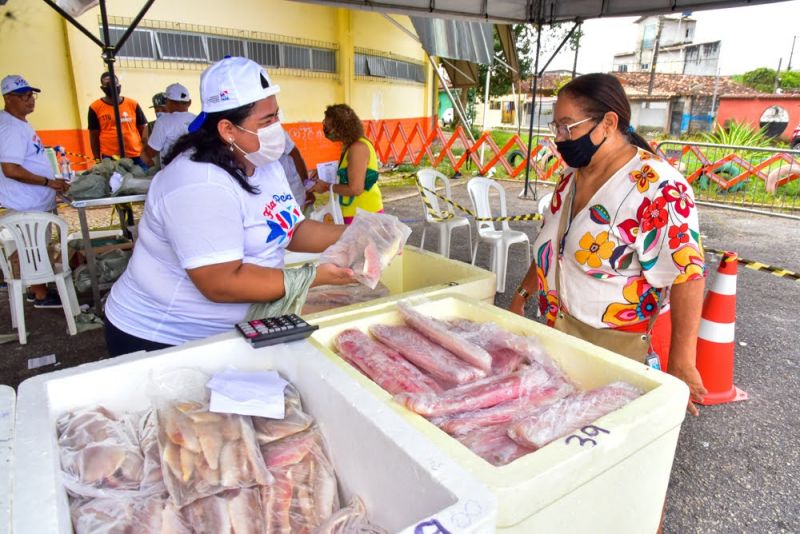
[0,385,16,534]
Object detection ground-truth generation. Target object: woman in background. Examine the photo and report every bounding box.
[311,104,383,223]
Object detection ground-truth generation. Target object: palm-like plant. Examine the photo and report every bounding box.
[701,121,771,147]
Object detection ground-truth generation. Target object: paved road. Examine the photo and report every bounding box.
[0,178,797,532]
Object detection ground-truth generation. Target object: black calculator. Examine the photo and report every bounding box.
[235,314,319,348]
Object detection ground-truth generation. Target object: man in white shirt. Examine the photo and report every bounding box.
[279,130,313,211]
[0,74,68,308]
[143,83,196,165]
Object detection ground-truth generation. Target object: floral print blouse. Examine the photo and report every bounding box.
[533,148,706,329]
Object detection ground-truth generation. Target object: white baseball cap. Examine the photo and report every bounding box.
[188,57,280,133]
[1,75,41,96]
[164,82,191,102]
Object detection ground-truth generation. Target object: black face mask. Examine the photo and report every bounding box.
[102,85,121,98]
[555,121,605,168]
[323,126,335,141]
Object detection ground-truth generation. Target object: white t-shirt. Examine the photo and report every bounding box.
[0,110,56,211]
[278,131,307,206]
[105,154,304,345]
[147,111,196,158]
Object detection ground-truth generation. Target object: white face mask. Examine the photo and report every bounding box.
[235,122,285,167]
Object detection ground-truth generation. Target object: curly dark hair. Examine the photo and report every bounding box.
[324,104,364,149]
[164,103,259,194]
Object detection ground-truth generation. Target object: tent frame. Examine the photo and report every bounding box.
[42,0,156,158]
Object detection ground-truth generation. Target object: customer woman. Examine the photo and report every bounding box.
[104,57,354,356]
[510,73,708,416]
[311,104,383,223]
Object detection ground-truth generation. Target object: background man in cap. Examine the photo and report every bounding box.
[146,91,168,138]
[143,82,195,166]
[88,72,147,169]
[0,74,68,308]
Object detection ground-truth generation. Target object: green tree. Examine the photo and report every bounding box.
[738,67,800,93]
[476,23,583,99]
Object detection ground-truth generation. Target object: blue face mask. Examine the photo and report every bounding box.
[555,121,605,168]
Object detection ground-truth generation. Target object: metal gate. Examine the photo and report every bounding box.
[654,140,800,218]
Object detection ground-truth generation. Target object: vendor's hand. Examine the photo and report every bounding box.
[308,169,318,181]
[312,263,356,287]
[509,295,527,316]
[668,362,708,416]
[49,179,70,193]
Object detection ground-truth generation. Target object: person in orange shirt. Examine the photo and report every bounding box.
[87,72,148,169]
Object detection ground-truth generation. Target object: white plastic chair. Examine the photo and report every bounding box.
[417,168,472,258]
[0,212,80,344]
[467,177,531,293]
[309,184,344,225]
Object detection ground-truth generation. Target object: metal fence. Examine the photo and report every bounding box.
[654,141,800,218]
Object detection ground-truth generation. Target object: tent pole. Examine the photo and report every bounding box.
[521,22,542,199]
[572,22,582,78]
[480,65,491,166]
[426,56,476,143]
[98,0,126,159]
[113,0,156,52]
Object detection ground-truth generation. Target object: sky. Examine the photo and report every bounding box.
[543,0,800,76]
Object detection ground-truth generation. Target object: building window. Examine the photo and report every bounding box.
[617,64,628,72]
[108,27,156,60]
[489,101,501,110]
[156,31,207,62]
[641,63,650,70]
[206,36,244,62]
[355,52,424,83]
[248,41,280,67]
[107,24,336,73]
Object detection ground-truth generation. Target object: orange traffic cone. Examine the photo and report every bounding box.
[695,251,748,405]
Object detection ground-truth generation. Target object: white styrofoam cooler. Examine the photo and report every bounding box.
[13,333,496,534]
[310,294,691,533]
[0,385,15,534]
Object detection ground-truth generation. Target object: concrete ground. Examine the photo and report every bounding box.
[1,178,798,533]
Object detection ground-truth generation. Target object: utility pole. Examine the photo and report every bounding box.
[774,57,783,93]
[647,18,664,97]
[710,67,720,125]
[788,35,797,71]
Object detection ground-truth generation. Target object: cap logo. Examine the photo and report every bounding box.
[15,78,28,87]
[219,89,230,102]
[260,74,269,89]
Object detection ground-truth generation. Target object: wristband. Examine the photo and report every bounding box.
[44,178,49,187]
[516,285,532,300]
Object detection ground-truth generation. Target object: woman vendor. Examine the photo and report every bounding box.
[104,57,354,356]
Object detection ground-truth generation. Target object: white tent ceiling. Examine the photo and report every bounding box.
[288,0,787,23]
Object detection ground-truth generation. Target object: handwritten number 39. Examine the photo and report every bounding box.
[564,425,610,448]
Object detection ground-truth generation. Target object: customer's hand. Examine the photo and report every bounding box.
[668,361,708,416]
[509,294,527,316]
[313,263,356,287]
[310,180,329,194]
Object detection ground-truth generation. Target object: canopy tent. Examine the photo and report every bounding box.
[287,0,784,24]
[293,0,789,197]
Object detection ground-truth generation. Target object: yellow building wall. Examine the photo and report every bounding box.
[1,0,430,163]
[0,2,81,130]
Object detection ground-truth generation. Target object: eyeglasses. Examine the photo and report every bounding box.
[8,92,37,101]
[548,116,596,139]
